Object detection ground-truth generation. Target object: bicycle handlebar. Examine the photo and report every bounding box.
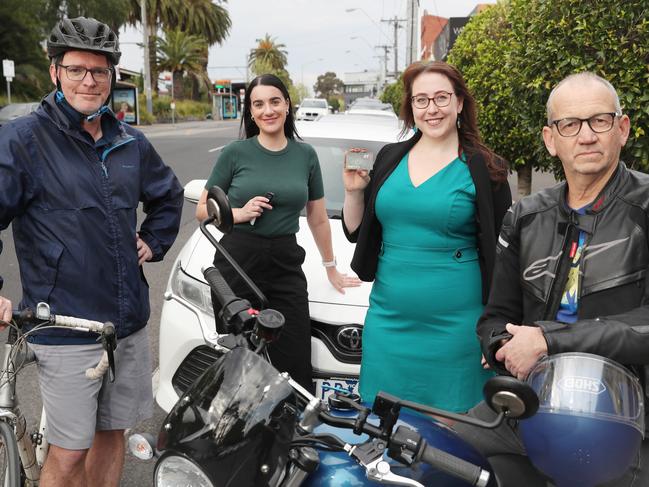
[11,305,117,381]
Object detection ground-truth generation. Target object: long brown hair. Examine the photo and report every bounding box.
[400,61,507,183]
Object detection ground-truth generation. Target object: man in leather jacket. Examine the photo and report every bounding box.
[455,72,649,486]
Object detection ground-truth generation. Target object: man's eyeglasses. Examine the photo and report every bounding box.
[411,91,453,110]
[57,64,113,83]
[550,112,620,137]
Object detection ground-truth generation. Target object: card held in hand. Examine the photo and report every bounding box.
[344,149,375,171]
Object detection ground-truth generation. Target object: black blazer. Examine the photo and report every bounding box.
[342,131,512,304]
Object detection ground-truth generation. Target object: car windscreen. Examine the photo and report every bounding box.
[301,100,327,108]
[302,137,389,217]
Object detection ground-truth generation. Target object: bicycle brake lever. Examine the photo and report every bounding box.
[100,322,117,382]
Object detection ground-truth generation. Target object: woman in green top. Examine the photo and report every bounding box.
[196,74,360,389]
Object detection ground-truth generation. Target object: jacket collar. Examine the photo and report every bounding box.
[37,91,124,145]
[556,161,627,234]
[559,161,627,216]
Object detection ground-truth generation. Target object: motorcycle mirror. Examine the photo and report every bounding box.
[483,376,539,420]
[206,186,234,234]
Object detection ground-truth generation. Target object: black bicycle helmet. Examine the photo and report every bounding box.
[47,17,121,66]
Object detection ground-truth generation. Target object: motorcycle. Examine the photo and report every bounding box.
[129,186,543,487]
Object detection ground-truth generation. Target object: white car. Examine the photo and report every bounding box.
[295,98,330,121]
[156,114,410,412]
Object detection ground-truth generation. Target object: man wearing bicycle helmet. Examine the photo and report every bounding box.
[0,16,183,486]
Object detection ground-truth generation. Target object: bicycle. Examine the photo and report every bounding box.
[0,302,117,486]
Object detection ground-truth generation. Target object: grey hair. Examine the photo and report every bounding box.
[546,72,622,125]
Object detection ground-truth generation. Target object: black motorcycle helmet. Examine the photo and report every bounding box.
[47,16,121,66]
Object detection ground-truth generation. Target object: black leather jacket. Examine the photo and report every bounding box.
[479,162,649,410]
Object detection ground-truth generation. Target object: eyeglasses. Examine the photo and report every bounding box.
[57,64,113,83]
[550,112,620,137]
[411,91,453,109]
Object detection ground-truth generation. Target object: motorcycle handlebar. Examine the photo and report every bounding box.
[418,442,490,487]
[314,405,490,487]
[203,266,237,308]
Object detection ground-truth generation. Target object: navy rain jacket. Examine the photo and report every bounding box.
[0,92,184,344]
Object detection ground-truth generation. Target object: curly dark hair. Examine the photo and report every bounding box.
[400,61,507,183]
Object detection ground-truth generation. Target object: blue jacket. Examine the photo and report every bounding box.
[0,92,184,344]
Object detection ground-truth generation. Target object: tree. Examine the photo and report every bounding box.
[55,0,131,33]
[156,29,208,100]
[173,0,230,100]
[380,75,404,115]
[449,0,649,196]
[289,83,309,106]
[313,72,343,99]
[250,57,292,90]
[248,34,288,72]
[128,0,230,95]
[0,0,51,100]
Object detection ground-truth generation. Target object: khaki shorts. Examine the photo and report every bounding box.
[30,327,153,450]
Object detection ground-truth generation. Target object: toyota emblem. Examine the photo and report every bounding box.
[336,326,363,352]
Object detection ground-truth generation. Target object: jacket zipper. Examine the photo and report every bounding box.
[543,219,582,320]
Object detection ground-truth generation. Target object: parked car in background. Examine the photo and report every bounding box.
[295,97,330,121]
[346,97,396,118]
[155,114,411,413]
[0,102,39,127]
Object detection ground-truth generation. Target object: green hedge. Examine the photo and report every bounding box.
[449,0,649,176]
[137,94,212,124]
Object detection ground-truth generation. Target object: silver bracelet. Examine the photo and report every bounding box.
[322,257,337,268]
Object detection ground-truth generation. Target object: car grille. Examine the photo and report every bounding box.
[171,345,224,395]
[311,320,362,364]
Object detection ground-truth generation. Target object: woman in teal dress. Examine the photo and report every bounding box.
[342,61,511,412]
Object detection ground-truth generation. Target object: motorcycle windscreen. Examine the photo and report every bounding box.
[520,352,645,487]
[163,347,297,487]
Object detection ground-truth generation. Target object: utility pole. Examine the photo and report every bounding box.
[381,16,407,76]
[406,0,420,65]
[140,0,153,114]
[376,45,391,83]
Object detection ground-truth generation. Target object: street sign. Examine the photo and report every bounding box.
[3,59,13,103]
[2,59,14,80]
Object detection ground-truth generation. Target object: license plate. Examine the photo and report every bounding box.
[314,377,359,401]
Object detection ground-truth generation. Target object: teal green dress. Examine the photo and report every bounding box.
[359,154,492,412]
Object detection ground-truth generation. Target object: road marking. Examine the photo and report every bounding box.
[208,145,226,153]
[152,366,160,396]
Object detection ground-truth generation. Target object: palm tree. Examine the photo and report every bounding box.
[128,0,230,95]
[156,28,208,100]
[248,34,288,72]
[175,0,230,100]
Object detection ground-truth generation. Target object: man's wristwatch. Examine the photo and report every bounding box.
[322,257,337,268]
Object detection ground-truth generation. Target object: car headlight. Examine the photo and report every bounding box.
[155,455,214,487]
[170,263,214,317]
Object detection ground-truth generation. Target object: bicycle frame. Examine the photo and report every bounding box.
[0,304,115,486]
[0,338,42,485]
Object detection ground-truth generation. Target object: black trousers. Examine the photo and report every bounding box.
[211,230,312,390]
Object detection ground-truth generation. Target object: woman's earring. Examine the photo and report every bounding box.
[456,116,461,129]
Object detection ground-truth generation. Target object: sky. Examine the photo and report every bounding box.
[118,0,494,94]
